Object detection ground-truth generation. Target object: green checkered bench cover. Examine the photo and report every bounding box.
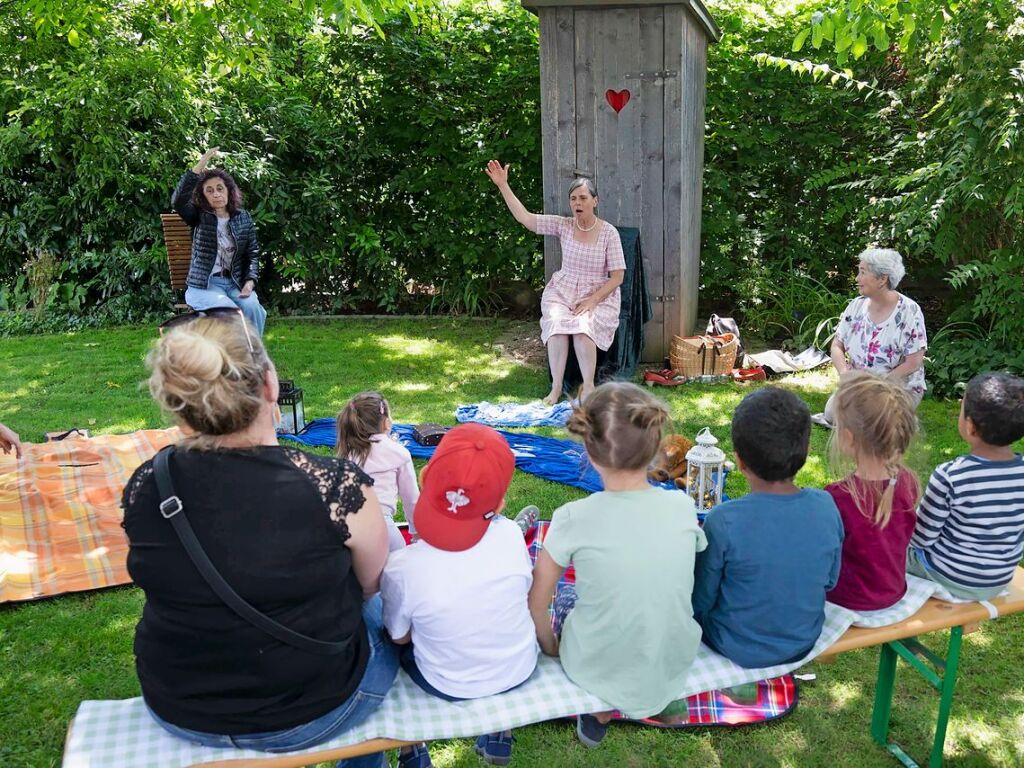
[62,577,961,767]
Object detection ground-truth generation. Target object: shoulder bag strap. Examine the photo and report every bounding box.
[151,446,350,656]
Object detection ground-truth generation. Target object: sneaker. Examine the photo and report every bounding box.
[513,505,540,534]
[474,732,513,766]
[810,412,833,429]
[397,743,433,768]
[575,714,610,748]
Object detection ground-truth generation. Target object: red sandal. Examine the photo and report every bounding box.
[643,369,687,386]
[731,366,767,382]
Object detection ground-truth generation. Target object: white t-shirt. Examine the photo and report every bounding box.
[381,517,539,698]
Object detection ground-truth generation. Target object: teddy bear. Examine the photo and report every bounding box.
[647,434,695,489]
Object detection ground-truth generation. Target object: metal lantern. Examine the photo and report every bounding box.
[277,379,306,435]
[685,427,726,511]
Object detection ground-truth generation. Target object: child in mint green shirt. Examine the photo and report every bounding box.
[529,383,706,747]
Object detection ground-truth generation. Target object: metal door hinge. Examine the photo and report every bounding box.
[653,295,677,302]
[623,70,678,83]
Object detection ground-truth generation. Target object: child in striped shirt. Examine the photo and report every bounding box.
[909,372,1024,599]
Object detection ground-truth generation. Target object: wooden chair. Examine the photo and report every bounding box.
[160,213,193,309]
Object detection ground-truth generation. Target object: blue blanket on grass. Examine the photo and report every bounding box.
[282,420,726,502]
[455,400,574,428]
[282,420,603,492]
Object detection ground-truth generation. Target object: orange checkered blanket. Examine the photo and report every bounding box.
[0,429,179,604]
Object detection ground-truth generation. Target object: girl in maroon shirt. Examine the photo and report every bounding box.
[825,372,921,611]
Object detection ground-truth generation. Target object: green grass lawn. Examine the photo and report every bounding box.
[1,318,1022,768]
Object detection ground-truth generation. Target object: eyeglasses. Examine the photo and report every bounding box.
[159,307,257,358]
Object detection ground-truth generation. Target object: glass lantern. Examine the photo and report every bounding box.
[685,427,726,511]
[277,379,306,435]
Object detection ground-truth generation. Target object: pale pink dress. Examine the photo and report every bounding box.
[536,215,626,351]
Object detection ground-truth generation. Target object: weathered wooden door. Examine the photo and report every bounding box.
[538,2,709,361]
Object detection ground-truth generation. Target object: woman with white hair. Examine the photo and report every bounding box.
[812,248,928,428]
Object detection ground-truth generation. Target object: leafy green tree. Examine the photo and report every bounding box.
[788,1,1024,393]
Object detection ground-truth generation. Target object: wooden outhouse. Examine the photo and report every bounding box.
[521,0,719,360]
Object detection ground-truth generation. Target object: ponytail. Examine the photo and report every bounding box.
[336,391,390,466]
[829,372,921,527]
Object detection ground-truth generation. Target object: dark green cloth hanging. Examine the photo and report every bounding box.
[558,225,652,393]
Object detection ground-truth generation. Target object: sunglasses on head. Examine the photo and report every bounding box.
[159,307,256,357]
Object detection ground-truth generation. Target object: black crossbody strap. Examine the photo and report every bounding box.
[151,446,350,656]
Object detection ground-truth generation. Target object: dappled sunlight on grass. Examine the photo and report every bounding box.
[420,738,476,767]
[393,382,433,393]
[105,419,163,435]
[780,369,836,393]
[823,680,865,711]
[965,626,994,649]
[377,335,444,357]
[951,717,1004,753]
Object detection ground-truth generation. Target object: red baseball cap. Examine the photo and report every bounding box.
[415,423,515,552]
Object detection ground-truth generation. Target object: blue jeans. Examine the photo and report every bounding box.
[552,583,577,636]
[147,596,399,768]
[397,642,524,745]
[185,274,267,336]
[907,547,1007,601]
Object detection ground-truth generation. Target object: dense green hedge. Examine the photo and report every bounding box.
[0,2,543,322]
[1,0,1021,396]
[0,0,878,327]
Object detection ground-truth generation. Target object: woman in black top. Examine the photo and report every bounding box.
[123,310,396,766]
[172,147,268,335]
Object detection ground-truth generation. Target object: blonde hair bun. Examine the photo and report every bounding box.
[147,317,268,445]
[568,382,669,471]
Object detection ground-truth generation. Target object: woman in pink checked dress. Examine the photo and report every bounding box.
[485,160,625,404]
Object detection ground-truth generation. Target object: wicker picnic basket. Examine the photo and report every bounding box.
[670,333,739,377]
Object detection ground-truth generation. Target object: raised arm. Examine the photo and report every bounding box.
[171,147,218,227]
[485,160,539,233]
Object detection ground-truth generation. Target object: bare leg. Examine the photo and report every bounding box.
[544,334,570,405]
[573,333,598,401]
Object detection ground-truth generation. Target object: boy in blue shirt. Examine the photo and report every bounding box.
[693,387,844,668]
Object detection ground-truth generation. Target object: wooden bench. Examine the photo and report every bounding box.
[813,568,1024,768]
[160,213,192,310]
[63,568,1024,768]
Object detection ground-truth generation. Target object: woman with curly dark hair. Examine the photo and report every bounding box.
[171,147,268,335]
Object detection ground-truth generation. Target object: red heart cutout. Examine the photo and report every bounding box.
[605,89,631,114]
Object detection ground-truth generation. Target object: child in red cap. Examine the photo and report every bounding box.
[381,423,539,767]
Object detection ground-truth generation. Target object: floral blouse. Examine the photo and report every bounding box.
[836,294,928,393]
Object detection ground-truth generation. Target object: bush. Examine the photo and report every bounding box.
[699,0,887,339]
[0,1,542,325]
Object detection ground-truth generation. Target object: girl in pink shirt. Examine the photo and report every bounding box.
[337,392,419,551]
[825,372,921,610]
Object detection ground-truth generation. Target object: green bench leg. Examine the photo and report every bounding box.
[930,626,964,768]
[868,627,965,768]
[871,642,898,747]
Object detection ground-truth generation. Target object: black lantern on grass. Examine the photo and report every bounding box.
[277,379,306,435]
